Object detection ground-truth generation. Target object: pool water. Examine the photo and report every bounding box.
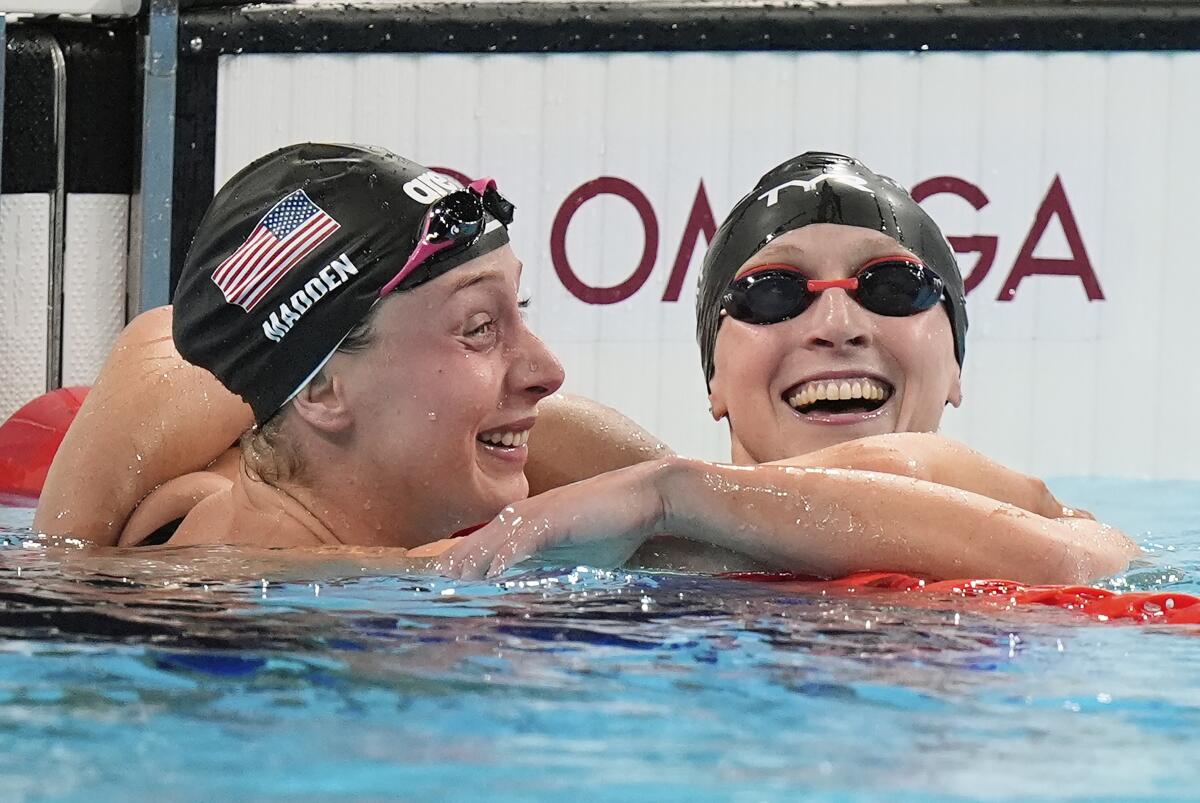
[1,478,1198,802]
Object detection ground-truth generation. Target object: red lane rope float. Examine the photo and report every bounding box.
[722,570,1200,625]
[0,387,90,502]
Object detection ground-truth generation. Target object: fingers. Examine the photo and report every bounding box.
[439,543,524,580]
[434,524,537,581]
[1058,505,1097,521]
[435,542,492,581]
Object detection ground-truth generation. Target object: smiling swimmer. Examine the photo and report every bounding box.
[440,152,1136,583]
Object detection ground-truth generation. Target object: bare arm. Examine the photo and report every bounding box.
[524,393,673,495]
[657,460,1132,582]
[34,308,664,544]
[771,432,1090,520]
[440,457,1137,584]
[34,306,252,544]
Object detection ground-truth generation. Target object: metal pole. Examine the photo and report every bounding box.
[129,0,177,315]
[46,33,67,392]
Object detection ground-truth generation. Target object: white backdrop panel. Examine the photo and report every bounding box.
[0,195,51,421]
[217,51,1200,478]
[62,194,128,386]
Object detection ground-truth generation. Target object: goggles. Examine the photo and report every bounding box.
[721,256,944,326]
[379,177,515,296]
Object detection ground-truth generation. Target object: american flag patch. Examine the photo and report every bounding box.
[211,190,340,311]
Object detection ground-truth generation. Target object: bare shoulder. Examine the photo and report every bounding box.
[166,477,330,549]
[165,488,237,547]
[525,393,674,494]
[117,470,233,547]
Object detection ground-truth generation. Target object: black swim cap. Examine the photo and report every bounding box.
[696,152,967,386]
[173,142,510,424]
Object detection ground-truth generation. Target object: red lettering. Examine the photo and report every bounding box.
[550,177,659,305]
[662,181,717,302]
[998,175,1103,302]
[911,176,998,295]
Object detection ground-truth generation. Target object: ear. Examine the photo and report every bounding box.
[291,372,354,433]
[707,376,728,422]
[946,369,963,408]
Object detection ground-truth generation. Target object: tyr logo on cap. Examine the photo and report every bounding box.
[756,173,871,208]
[211,189,341,312]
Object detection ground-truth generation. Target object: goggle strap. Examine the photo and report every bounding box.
[467,177,498,195]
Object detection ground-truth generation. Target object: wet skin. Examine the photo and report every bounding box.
[440,224,1136,583]
[315,244,566,541]
[165,245,566,549]
[35,226,1135,581]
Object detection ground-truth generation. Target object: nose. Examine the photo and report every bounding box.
[510,321,565,402]
[800,287,873,352]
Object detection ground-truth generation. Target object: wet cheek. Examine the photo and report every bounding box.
[724,329,780,379]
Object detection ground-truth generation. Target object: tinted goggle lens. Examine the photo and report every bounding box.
[722,271,810,324]
[426,192,485,244]
[856,261,943,316]
[722,260,944,325]
[425,183,516,245]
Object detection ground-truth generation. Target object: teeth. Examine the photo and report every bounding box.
[479,429,530,447]
[786,377,892,410]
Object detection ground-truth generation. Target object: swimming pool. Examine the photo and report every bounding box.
[0,478,1197,801]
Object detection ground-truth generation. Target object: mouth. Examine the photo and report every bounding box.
[476,418,535,462]
[783,375,894,420]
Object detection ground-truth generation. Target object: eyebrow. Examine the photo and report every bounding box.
[451,269,504,293]
[754,243,809,264]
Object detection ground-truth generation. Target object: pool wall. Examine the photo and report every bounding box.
[4,1,1200,478]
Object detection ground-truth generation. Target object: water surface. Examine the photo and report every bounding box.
[0,479,1197,802]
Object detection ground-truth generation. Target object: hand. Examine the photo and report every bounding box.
[436,460,671,580]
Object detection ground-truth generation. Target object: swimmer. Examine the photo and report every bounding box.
[440,153,1137,582]
[35,143,666,551]
[37,148,1133,582]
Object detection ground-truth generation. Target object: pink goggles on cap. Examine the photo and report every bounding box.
[378,177,514,297]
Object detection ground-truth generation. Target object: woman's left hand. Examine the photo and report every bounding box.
[436,460,672,580]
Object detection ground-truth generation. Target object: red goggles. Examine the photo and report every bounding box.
[721,257,944,325]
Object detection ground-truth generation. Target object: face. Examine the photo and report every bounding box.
[329,245,565,535]
[708,224,962,464]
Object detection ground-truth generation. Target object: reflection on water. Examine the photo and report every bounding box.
[0,479,1198,801]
